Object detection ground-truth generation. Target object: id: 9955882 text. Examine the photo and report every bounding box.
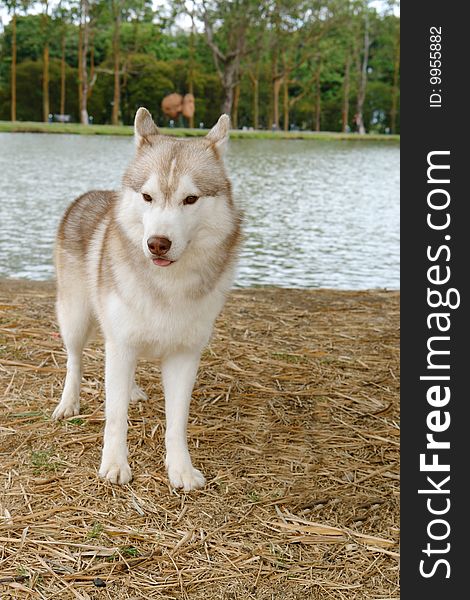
[429,26,442,108]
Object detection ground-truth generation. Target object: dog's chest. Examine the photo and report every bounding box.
[103,286,223,356]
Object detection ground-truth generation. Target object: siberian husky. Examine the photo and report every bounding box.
[52,108,242,490]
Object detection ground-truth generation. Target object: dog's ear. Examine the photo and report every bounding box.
[206,114,230,156]
[134,107,159,147]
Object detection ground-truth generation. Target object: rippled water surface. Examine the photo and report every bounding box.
[0,133,399,288]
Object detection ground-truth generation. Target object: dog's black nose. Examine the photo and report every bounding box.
[147,236,172,256]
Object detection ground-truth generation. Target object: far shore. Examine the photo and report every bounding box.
[0,120,400,142]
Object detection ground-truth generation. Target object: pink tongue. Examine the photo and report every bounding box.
[152,258,172,267]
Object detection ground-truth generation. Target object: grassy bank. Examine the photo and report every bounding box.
[0,280,400,599]
[0,120,400,142]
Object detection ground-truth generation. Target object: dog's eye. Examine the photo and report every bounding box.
[183,195,199,205]
[142,193,152,202]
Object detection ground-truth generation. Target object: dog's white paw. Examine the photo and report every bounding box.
[166,460,206,491]
[99,459,132,485]
[52,400,80,420]
[130,384,148,403]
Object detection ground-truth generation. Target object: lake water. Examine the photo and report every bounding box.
[0,133,399,289]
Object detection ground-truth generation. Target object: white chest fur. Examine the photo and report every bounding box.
[95,265,228,358]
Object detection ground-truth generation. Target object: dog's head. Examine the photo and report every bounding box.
[121,107,236,268]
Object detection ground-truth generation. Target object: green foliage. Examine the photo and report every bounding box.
[121,54,174,124]
[120,545,139,557]
[0,57,78,120]
[0,1,400,132]
[30,448,58,473]
[87,522,104,539]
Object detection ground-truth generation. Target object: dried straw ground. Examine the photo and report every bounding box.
[0,280,399,599]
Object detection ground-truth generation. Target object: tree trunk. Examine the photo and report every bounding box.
[11,12,17,121]
[356,13,370,135]
[272,76,282,130]
[188,79,194,128]
[253,78,259,129]
[188,11,195,128]
[267,103,273,131]
[80,0,89,125]
[40,0,50,123]
[111,6,121,125]
[221,60,238,115]
[314,59,322,132]
[342,51,351,132]
[231,82,240,129]
[248,71,259,129]
[43,43,50,122]
[283,71,289,132]
[60,29,66,116]
[188,80,194,128]
[88,29,95,99]
[222,86,234,116]
[390,28,400,133]
[282,51,291,132]
[78,23,83,120]
[121,58,130,124]
[41,4,50,123]
[203,11,245,117]
[270,52,282,130]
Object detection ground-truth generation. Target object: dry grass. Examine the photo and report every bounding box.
[0,280,399,599]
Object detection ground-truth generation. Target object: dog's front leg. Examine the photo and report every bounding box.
[161,350,206,491]
[98,343,136,485]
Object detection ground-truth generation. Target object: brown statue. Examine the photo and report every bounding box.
[182,94,195,119]
[161,93,195,120]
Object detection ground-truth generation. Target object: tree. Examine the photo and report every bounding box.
[118,53,174,123]
[267,0,336,131]
[242,14,269,129]
[339,1,355,132]
[92,0,154,125]
[246,57,260,129]
[39,1,51,122]
[353,0,373,134]
[390,17,399,133]
[3,0,30,121]
[54,0,73,116]
[187,1,196,127]
[0,1,400,131]
[78,0,91,124]
[110,0,122,124]
[201,0,262,116]
[0,57,78,121]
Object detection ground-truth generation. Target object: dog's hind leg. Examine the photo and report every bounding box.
[52,282,94,420]
[130,380,147,402]
[161,350,206,491]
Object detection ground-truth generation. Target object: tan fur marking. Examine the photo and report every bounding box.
[186,208,242,299]
[57,191,116,257]
[98,218,115,294]
[167,157,177,190]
